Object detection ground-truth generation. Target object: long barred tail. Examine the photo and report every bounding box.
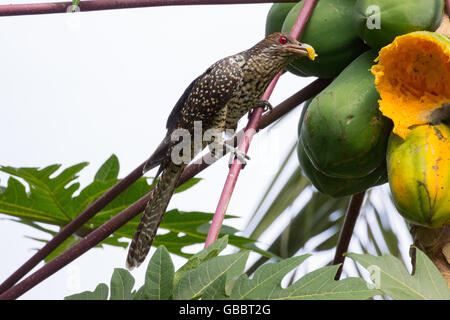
[126,162,184,269]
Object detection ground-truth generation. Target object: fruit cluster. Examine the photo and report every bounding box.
[267,0,450,228]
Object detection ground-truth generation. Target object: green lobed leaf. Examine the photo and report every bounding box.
[246,192,347,275]
[174,177,202,194]
[94,154,120,182]
[230,255,310,299]
[229,255,379,300]
[347,248,450,300]
[173,251,250,300]
[0,157,267,260]
[44,235,81,263]
[64,283,109,300]
[202,274,228,300]
[0,163,88,224]
[140,246,175,300]
[173,236,229,286]
[110,268,135,300]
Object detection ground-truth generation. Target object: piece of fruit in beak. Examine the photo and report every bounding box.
[286,43,317,60]
[304,44,317,61]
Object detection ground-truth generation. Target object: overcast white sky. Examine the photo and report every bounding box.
[0,1,412,300]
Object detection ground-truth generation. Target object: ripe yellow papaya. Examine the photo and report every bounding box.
[387,124,450,228]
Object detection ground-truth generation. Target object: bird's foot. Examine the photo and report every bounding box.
[258,99,273,113]
[248,100,273,119]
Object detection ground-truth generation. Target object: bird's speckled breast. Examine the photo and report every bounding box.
[225,53,288,130]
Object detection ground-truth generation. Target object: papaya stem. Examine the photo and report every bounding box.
[333,192,366,280]
[0,0,297,17]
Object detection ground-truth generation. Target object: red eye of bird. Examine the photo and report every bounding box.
[279,36,288,44]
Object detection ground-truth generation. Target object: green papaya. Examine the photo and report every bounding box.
[282,0,366,78]
[297,138,387,198]
[387,124,450,228]
[300,50,392,179]
[353,0,444,48]
[265,3,297,37]
[297,99,312,136]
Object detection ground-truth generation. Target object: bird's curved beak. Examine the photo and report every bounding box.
[285,43,317,61]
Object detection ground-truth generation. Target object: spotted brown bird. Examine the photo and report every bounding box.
[126,32,316,269]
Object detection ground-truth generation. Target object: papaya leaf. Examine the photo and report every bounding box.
[201,274,228,300]
[246,192,347,275]
[347,247,450,300]
[0,157,265,259]
[0,164,88,224]
[64,283,109,300]
[135,246,174,300]
[173,251,250,300]
[110,268,135,300]
[43,235,81,262]
[173,178,202,194]
[229,255,379,300]
[65,246,388,301]
[173,236,229,286]
[94,154,120,182]
[140,210,267,259]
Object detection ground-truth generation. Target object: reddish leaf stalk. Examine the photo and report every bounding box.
[0,0,297,17]
[0,79,329,300]
[447,0,450,16]
[205,0,319,247]
[333,192,366,280]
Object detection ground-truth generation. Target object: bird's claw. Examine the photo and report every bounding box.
[259,100,273,113]
[248,100,273,119]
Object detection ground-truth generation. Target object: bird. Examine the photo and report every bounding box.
[126,32,316,269]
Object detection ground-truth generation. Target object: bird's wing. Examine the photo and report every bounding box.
[167,57,244,131]
[166,74,203,132]
[145,58,242,175]
[143,73,207,174]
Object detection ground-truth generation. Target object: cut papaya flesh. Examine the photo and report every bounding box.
[372,31,450,139]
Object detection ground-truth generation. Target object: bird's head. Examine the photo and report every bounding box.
[253,32,317,62]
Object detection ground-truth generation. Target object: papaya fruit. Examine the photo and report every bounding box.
[387,124,450,228]
[282,0,366,78]
[300,50,392,179]
[353,0,444,49]
[371,31,450,139]
[265,3,296,37]
[297,94,387,197]
[297,139,387,198]
[298,132,387,198]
